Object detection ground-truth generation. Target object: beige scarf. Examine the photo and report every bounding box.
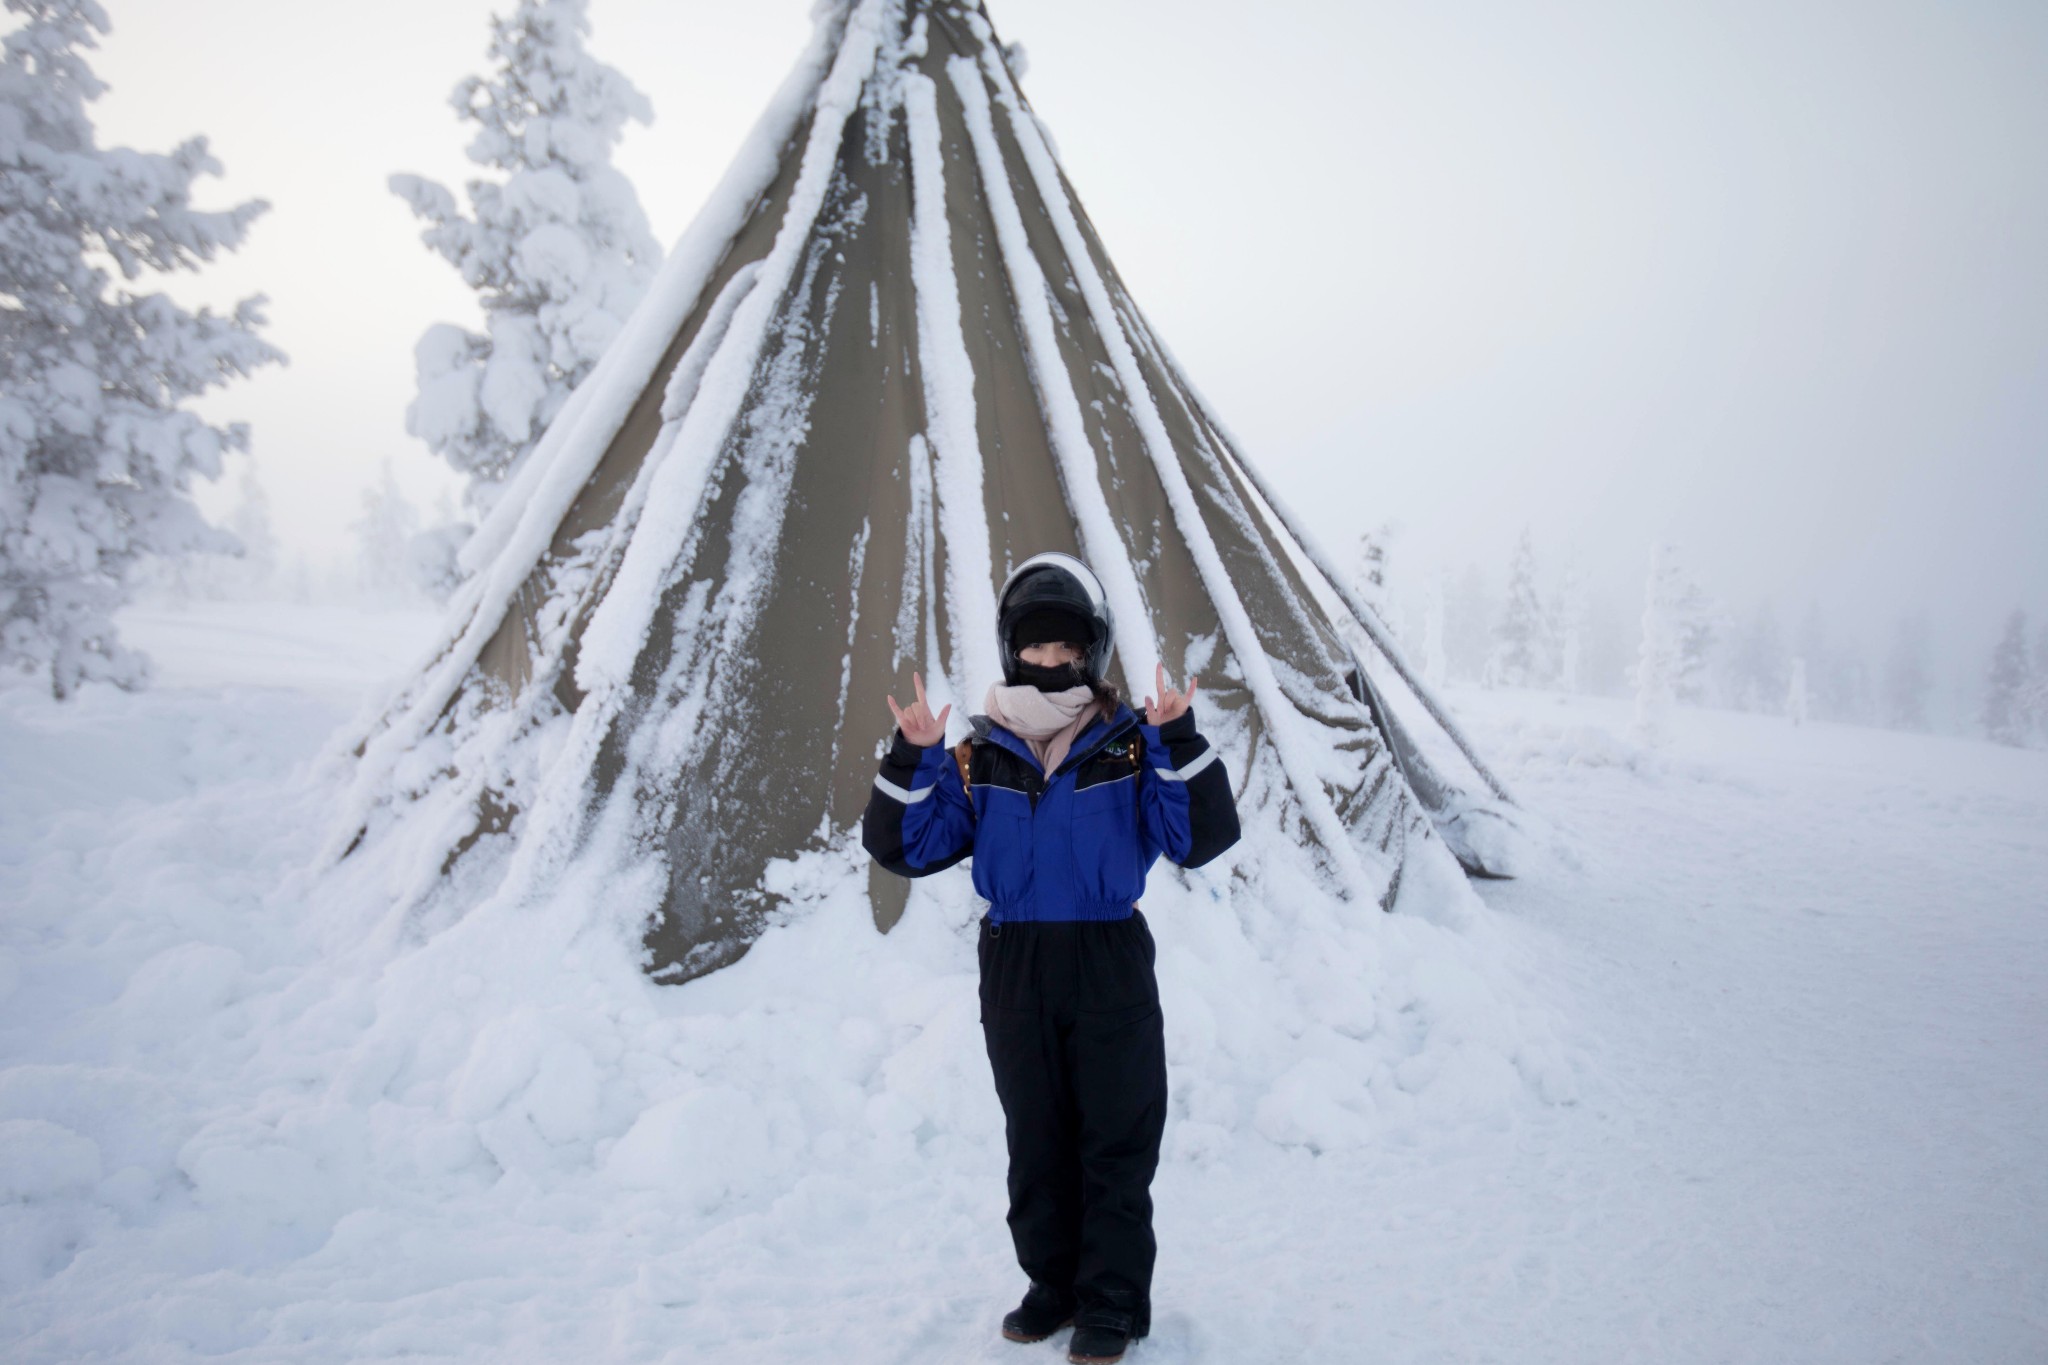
[984,682,1102,774]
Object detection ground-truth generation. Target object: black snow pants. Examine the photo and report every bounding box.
[977,908,1168,1325]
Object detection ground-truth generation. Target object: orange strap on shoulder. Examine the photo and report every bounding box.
[953,731,1142,792]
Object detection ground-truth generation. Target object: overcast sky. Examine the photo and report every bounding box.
[82,0,2048,677]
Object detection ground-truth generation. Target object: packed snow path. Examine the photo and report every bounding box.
[0,607,2041,1362]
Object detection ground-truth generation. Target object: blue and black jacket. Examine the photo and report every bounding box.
[862,701,1241,923]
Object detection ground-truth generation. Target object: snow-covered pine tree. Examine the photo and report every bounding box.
[0,0,285,697]
[1631,541,1687,746]
[1554,549,1586,695]
[390,0,662,513]
[1487,526,1550,688]
[174,459,277,600]
[218,464,274,597]
[1882,613,1933,732]
[1671,570,1717,705]
[354,460,422,605]
[1982,610,2031,746]
[407,487,468,603]
[1348,522,1397,639]
[1786,655,1809,726]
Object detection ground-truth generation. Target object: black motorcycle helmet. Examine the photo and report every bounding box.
[996,551,1116,687]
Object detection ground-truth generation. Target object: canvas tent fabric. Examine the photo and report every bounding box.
[329,0,1522,985]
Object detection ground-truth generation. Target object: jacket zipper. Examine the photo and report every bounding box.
[990,714,1138,815]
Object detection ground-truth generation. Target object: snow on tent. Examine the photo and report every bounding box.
[328,0,1525,986]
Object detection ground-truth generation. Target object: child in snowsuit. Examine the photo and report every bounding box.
[862,552,1241,1365]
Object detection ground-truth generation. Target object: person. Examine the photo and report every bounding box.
[861,552,1241,1365]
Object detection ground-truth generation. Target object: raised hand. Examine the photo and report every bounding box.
[1142,662,1198,727]
[886,670,952,747]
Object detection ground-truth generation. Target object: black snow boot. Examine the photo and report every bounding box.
[1002,1281,1077,1344]
[1066,1305,1148,1364]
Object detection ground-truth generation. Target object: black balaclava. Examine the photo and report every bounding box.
[1011,607,1091,692]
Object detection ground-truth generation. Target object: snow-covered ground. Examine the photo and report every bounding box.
[1,604,2042,1363]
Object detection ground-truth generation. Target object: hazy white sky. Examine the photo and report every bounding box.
[82,0,2048,667]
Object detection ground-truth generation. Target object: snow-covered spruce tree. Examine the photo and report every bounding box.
[162,458,276,601]
[221,462,276,592]
[1348,522,1397,638]
[354,460,421,606]
[1668,563,1717,704]
[390,0,662,513]
[1981,609,2031,746]
[407,488,468,602]
[1631,541,1690,746]
[1786,655,1809,726]
[1487,526,1554,689]
[1554,550,1587,695]
[0,0,285,697]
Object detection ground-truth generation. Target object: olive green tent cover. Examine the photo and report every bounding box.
[331,0,1521,984]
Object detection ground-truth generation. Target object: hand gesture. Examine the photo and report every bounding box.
[1143,662,1198,727]
[887,670,951,747]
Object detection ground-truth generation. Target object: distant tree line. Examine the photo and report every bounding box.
[1350,525,2047,749]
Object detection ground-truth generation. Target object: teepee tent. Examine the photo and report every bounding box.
[331,0,1522,985]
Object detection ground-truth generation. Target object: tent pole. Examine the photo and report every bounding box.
[1203,424,1519,808]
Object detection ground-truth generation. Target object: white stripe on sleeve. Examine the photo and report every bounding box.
[873,774,935,804]
[1150,746,1219,783]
